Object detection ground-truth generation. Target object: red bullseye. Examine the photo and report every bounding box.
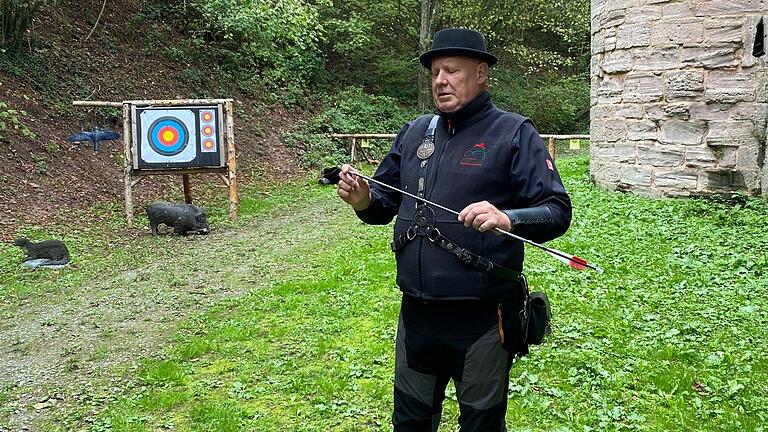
[203,139,215,150]
[202,125,214,136]
[202,111,214,122]
[158,125,180,147]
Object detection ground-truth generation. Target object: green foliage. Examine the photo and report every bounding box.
[441,0,590,75]
[144,0,326,103]
[0,0,47,53]
[0,100,36,142]
[491,70,589,134]
[284,86,418,168]
[10,156,764,431]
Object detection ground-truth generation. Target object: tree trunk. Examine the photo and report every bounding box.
[418,0,441,111]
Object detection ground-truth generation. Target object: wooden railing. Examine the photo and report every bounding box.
[330,133,591,163]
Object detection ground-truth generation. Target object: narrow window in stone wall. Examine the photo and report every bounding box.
[754,17,765,57]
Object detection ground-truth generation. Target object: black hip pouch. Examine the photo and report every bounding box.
[497,276,552,356]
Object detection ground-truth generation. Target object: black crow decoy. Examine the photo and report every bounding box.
[67,127,121,152]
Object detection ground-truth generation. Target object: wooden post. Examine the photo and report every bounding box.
[122,103,134,226]
[547,137,557,160]
[225,100,238,222]
[350,137,357,164]
[182,174,193,204]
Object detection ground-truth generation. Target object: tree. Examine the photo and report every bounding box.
[417,0,440,111]
[1,0,46,53]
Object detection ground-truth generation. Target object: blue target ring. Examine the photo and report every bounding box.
[147,117,189,156]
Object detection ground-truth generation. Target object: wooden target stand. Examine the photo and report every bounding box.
[72,98,238,226]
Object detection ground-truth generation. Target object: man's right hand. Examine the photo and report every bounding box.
[337,164,372,211]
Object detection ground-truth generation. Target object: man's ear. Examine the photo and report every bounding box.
[477,62,489,86]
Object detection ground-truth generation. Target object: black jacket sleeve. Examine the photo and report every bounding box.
[504,122,572,243]
[354,123,409,225]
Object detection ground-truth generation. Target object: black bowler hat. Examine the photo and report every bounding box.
[419,28,498,69]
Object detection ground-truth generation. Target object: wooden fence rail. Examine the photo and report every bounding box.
[330,133,591,163]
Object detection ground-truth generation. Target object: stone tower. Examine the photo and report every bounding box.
[590,1,768,198]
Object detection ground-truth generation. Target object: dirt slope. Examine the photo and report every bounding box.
[0,0,307,241]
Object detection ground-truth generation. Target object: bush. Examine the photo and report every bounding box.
[284,87,418,168]
[145,0,325,103]
[0,1,46,54]
[491,69,589,134]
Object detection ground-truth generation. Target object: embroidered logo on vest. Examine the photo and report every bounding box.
[460,143,487,166]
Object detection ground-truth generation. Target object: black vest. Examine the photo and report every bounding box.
[393,92,530,300]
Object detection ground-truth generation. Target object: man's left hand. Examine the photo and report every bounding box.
[458,201,512,233]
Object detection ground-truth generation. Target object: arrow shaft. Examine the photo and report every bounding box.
[350,168,603,273]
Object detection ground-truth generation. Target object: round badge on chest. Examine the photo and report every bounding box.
[417,139,435,160]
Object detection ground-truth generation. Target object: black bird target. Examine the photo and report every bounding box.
[132,106,226,170]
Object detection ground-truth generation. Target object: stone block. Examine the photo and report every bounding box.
[651,19,704,46]
[704,19,744,44]
[763,163,768,200]
[624,72,664,103]
[659,120,706,145]
[665,103,692,119]
[616,23,653,48]
[737,143,760,169]
[621,165,653,187]
[706,69,757,103]
[591,142,636,163]
[592,31,606,54]
[684,147,718,168]
[601,8,627,28]
[596,75,624,104]
[644,103,670,121]
[618,104,646,119]
[666,69,705,99]
[681,45,738,68]
[696,0,768,16]
[662,1,692,18]
[638,144,685,166]
[731,103,768,129]
[627,120,659,140]
[602,50,633,74]
[591,119,628,142]
[625,5,663,24]
[689,103,731,121]
[706,121,756,147]
[590,104,617,120]
[654,169,698,189]
[604,0,641,9]
[633,46,680,71]
[590,160,622,185]
[698,169,747,192]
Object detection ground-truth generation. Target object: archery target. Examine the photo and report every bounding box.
[132,105,226,170]
[199,109,218,153]
[139,109,197,164]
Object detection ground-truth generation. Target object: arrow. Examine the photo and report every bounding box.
[348,168,603,273]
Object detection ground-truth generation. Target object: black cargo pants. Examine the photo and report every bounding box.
[392,295,513,432]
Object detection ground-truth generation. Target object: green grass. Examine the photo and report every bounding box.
[3,157,767,431]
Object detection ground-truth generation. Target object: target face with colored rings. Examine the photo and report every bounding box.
[148,117,189,156]
[201,111,214,122]
[202,125,214,136]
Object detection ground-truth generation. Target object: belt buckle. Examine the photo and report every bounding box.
[426,226,441,243]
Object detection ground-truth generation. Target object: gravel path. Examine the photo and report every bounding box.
[0,195,345,431]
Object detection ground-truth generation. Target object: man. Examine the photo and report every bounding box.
[337,28,572,431]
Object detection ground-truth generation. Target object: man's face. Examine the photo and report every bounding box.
[431,56,487,113]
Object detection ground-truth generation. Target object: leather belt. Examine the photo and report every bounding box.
[391,206,521,281]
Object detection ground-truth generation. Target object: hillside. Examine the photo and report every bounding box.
[0,0,307,241]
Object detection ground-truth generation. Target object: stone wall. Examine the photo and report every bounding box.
[591,0,768,198]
